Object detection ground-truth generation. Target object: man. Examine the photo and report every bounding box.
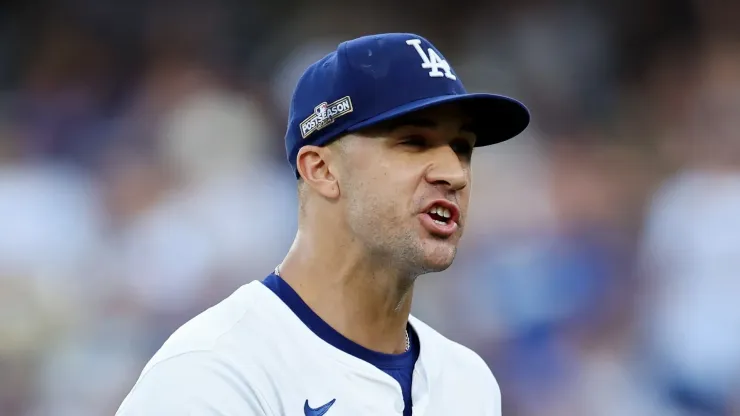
[116,33,529,415]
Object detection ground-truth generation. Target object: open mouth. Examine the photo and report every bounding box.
[427,205,452,225]
[419,200,460,238]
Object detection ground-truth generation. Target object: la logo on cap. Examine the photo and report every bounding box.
[406,39,456,80]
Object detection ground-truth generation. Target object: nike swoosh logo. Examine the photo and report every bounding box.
[304,398,336,416]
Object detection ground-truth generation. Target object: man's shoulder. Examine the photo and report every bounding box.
[411,315,502,414]
[140,280,276,375]
[117,280,282,415]
[410,315,500,387]
[117,349,272,415]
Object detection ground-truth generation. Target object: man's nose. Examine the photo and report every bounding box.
[424,146,468,192]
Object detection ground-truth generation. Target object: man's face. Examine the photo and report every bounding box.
[337,103,475,274]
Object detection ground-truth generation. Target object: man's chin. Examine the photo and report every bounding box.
[421,259,454,273]
[419,244,457,272]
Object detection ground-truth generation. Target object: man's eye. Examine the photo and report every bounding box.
[451,140,473,156]
[399,135,427,147]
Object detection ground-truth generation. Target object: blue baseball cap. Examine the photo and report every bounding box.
[285,33,530,176]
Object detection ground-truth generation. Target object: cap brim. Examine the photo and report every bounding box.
[346,93,530,146]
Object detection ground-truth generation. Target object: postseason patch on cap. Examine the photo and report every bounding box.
[299,96,354,139]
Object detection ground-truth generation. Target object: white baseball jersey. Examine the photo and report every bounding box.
[116,279,502,415]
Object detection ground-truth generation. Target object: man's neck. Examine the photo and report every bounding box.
[277,231,415,354]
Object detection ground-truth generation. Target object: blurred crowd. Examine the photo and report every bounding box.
[1,0,739,415]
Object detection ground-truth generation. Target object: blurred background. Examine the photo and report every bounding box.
[1,0,739,414]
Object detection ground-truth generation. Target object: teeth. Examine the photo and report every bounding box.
[429,205,452,218]
[433,219,446,225]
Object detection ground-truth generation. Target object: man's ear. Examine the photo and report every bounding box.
[295,145,340,199]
